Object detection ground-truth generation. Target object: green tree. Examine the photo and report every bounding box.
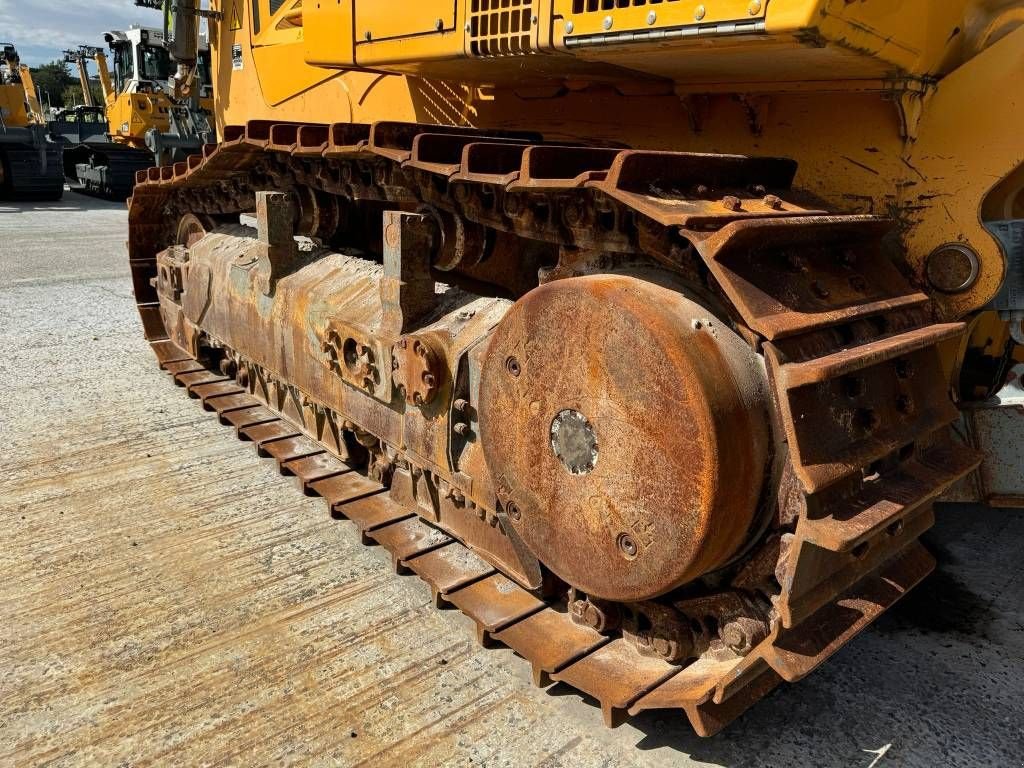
[29,61,73,109]
[60,81,103,108]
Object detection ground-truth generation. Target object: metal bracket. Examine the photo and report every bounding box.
[380,211,438,336]
[254,191,299,296]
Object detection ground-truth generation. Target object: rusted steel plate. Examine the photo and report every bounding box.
[206,393,262,415]
[239,421,301,447]
[150,339,190,365]
[334,493,413,534]
[367,517,453,572]
[406,133,528,176]
[631,659,782,737]
[404,545,496,604]
[260,435,324,463]
[163,360,206,376]
[510,146,621,190]
[323,122,372,158]
[768,334,966,495]
[308,473,384,508]
[220,405,280,430]
[798,441,983,553]
[369,121,540,163]
[780,507,935,629]
[175,370,229,390]
[694,216,925,340]
[780,324,966,387]
[281,452,352,485]
[492,608,608,687]
[590,150,810,229]
[767,541,934,682]
[450,142,528,186]
[189,380,245,402]
[551,639,681,727]
[267,123,304,154]
[445,573,545,638]
[292,124,330,157]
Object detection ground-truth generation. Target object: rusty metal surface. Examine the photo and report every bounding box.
[4,196,1024,763]
[124,119,983,736]
[479,274,771,601]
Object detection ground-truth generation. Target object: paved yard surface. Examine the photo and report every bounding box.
[1,192,1022,767]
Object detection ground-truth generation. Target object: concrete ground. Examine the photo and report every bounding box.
[1,191,1022,767]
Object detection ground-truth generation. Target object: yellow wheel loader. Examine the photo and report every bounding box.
[129,0,1024,734]
[0,43,63,200]
[52,28,214,198]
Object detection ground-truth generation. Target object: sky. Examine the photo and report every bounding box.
[0,0,163,66]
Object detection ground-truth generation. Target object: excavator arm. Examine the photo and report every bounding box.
[17,64,43,124]
[62,49,93,108]
[93,51,115,105]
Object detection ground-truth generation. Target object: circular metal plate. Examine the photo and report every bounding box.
[478,274,771,601]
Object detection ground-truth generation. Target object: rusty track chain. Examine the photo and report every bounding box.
[129,120,983,734]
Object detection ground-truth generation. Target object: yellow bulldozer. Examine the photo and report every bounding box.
[0,43,64,199]
[129,0,1024,734]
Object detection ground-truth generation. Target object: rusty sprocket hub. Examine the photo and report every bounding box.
[479,273,772,601]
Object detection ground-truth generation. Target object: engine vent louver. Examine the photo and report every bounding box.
[469,0,534,57]
[572,0,681,10]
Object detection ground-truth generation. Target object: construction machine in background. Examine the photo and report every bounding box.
[129,0,1024,735]
[51,46,151,198]
[0,43,63,200]
[53,28,214,198]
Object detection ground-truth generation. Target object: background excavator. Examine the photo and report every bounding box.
[51,27,214,198]
[129,0,1024,735]
[0,43,63,200]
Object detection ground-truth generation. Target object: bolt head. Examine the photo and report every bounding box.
[896,394,916,415]
[647,11,657,25]
[617,533,638,559]
[925,244,980,293]
[695,5,706,21]
[602,16,613,30]
[748,0,762,15]
[565,20,574,34]
[721,195,742,212]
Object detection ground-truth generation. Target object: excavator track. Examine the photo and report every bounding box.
[72,143,154,199]
[0,140,64,200]
[127,121,982,735]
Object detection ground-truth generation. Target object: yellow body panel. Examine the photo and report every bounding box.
[356,0,457,41]
[0,83,29,128]
[211,0,1024,323]
[105,90,173,149]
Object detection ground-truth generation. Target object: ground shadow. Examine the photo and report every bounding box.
[0,188,128,214]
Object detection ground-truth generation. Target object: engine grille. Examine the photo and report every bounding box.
[572,0,681,10]
[468,0,534,57]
